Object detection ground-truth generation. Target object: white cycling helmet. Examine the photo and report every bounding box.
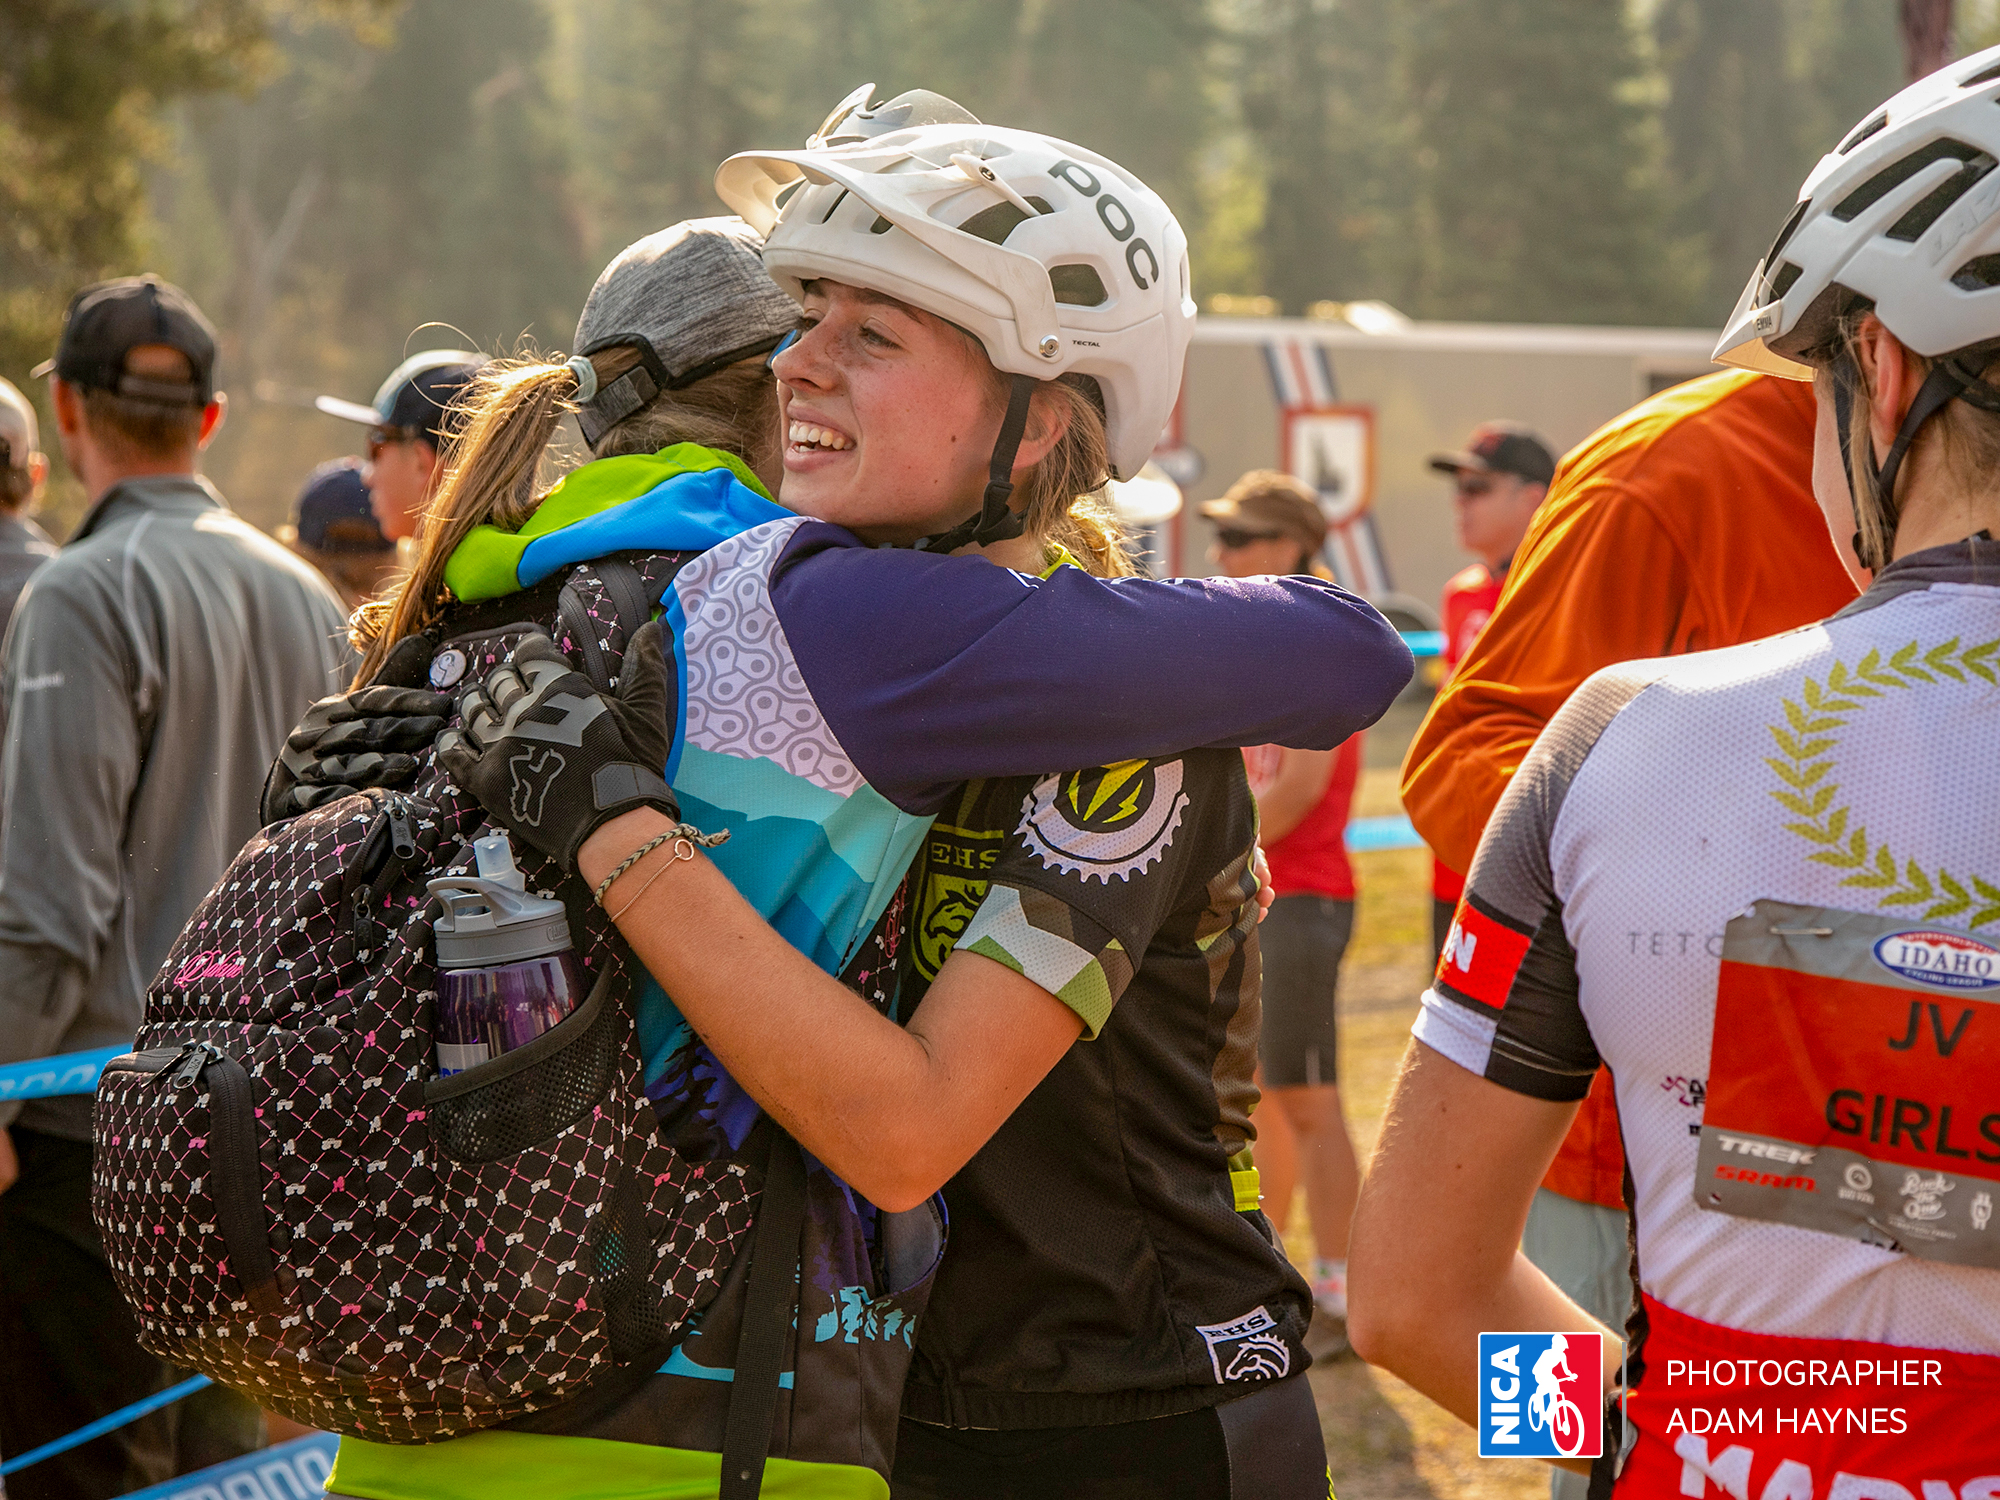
[1714,45,2000,565]
[716,87,1195,548]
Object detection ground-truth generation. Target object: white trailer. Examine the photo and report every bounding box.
[1141,310,1723,621]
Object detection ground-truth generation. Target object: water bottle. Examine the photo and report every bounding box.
[428,833,582,1077]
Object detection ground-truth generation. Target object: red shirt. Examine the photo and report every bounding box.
[1243,733,1363,900]
[1441,561,1503,671]
[1432,562,1506,901]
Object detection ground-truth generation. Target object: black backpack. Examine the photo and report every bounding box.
[90,556,790,1449]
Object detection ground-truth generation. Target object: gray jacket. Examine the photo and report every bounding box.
[0,475,349,1138]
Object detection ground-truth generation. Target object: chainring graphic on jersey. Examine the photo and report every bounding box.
[1016,759,1189,885]
[1765,635,2000,927]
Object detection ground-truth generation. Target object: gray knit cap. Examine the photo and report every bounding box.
[572,216,797,448]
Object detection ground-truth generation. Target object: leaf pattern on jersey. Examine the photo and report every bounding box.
[1766,635,2000,928]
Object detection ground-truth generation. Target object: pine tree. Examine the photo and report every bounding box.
[1236,0,1415,313]
[1404,0,1697,325]
[1655,0,1802,320]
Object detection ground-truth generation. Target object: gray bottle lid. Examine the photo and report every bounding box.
[428,833,573,969]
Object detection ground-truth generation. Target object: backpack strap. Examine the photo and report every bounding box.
[557,557,682,695]
[719,1130,808,1500]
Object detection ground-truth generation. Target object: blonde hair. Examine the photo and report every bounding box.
[1005,373,1137,579]
[351,347,785,684]
[1833,310,2000,566]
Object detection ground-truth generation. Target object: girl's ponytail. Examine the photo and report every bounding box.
[351,355,592,684]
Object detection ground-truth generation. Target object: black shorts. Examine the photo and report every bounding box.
[891,1374,1328,1499]
[1256,894,1354,1089]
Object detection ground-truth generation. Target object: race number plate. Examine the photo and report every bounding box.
[1696,899,2000,1268]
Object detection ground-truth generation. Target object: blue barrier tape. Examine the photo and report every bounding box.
[115,1430,340,1500]
[1346,813,1424,853]
[0,1375,213,1477]
[0,1045,128,1104]
[1399,630,1444,658]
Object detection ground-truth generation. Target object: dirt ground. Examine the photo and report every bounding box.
[1276,707,1552,1500]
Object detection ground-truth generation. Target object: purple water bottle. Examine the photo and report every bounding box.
[429,833,582,1077]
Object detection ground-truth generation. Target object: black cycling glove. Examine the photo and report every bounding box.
[436,622,679,871]
[261,636,452,824]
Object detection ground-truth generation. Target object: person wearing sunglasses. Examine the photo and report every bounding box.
[1423,421,1556,953]
[1202,471,1368,1344]
[315,350,487,544]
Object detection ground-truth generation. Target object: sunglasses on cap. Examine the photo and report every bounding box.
[367,423,426,457]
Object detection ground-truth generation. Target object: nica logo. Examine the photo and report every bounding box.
[1478,1332,1602,1459]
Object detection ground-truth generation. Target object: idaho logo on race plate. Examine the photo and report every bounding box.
[1478,1332,1602,1459]
[1017,759,1188,885]
[1871,928,2000,991]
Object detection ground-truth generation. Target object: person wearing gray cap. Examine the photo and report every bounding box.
[0,377,56,644]
[0,276,349,1497]
[316,350,487,543]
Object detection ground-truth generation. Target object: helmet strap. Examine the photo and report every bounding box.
[914,375,1035,554]
[1848,355,1987,571]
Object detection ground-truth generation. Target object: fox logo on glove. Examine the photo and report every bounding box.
[507,747,566,827]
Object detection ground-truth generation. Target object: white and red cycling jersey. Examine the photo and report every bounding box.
[1416,538,2000,1495]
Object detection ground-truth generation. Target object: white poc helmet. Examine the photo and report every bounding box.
[1715,45,2000,377]
[1714,46,2000,567]
[715,90,1195,495]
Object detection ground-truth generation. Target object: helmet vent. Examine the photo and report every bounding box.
[1832,138,1988,222]
[1760,199,1812,282]
[869,215,893,235]
[1050,264,1109,307]
[1960,58,2000,88]
[1767,261,1805,302]
[1952,253,2000,291]
[1887,151,1997,242]
[955,196,1054,246]
[1837,112,1889,156]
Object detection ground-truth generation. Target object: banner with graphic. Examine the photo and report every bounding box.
[116,1432,338,1499]
[1259,335,1391,597]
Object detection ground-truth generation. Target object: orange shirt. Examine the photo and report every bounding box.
[1401,370,1859,1209]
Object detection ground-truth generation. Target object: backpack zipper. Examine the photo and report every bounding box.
[167,1039,286,1316]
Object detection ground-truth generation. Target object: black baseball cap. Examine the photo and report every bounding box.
[31,275,218,407]
[1427,421,1557,485]
[293,459,391,554]
[315,350,486,448]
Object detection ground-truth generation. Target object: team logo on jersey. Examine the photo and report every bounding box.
[1435,898,1534,1010]
[1872,929,2000,992]
[1195,1305,1292,1384]
[1017,759,1188,885]
[914,822,1004,979]
[1478,1332,1602,1458]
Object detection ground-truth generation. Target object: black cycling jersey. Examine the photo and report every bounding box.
[897,749,1312,1429]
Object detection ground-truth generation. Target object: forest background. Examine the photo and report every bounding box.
[3,0,1996,535]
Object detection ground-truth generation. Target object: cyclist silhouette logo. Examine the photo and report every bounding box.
[1478,1332,1602,1459]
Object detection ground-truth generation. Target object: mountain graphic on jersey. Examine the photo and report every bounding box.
[1018,758,1189,884]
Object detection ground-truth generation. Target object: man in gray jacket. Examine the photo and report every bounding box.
[0,276,348,1498]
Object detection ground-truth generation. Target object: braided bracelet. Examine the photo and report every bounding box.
[592,822,731,909]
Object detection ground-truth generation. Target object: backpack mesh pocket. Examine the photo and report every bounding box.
[425,975,620,1163]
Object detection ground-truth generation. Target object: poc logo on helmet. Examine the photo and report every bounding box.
[1048,160,1160,291]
